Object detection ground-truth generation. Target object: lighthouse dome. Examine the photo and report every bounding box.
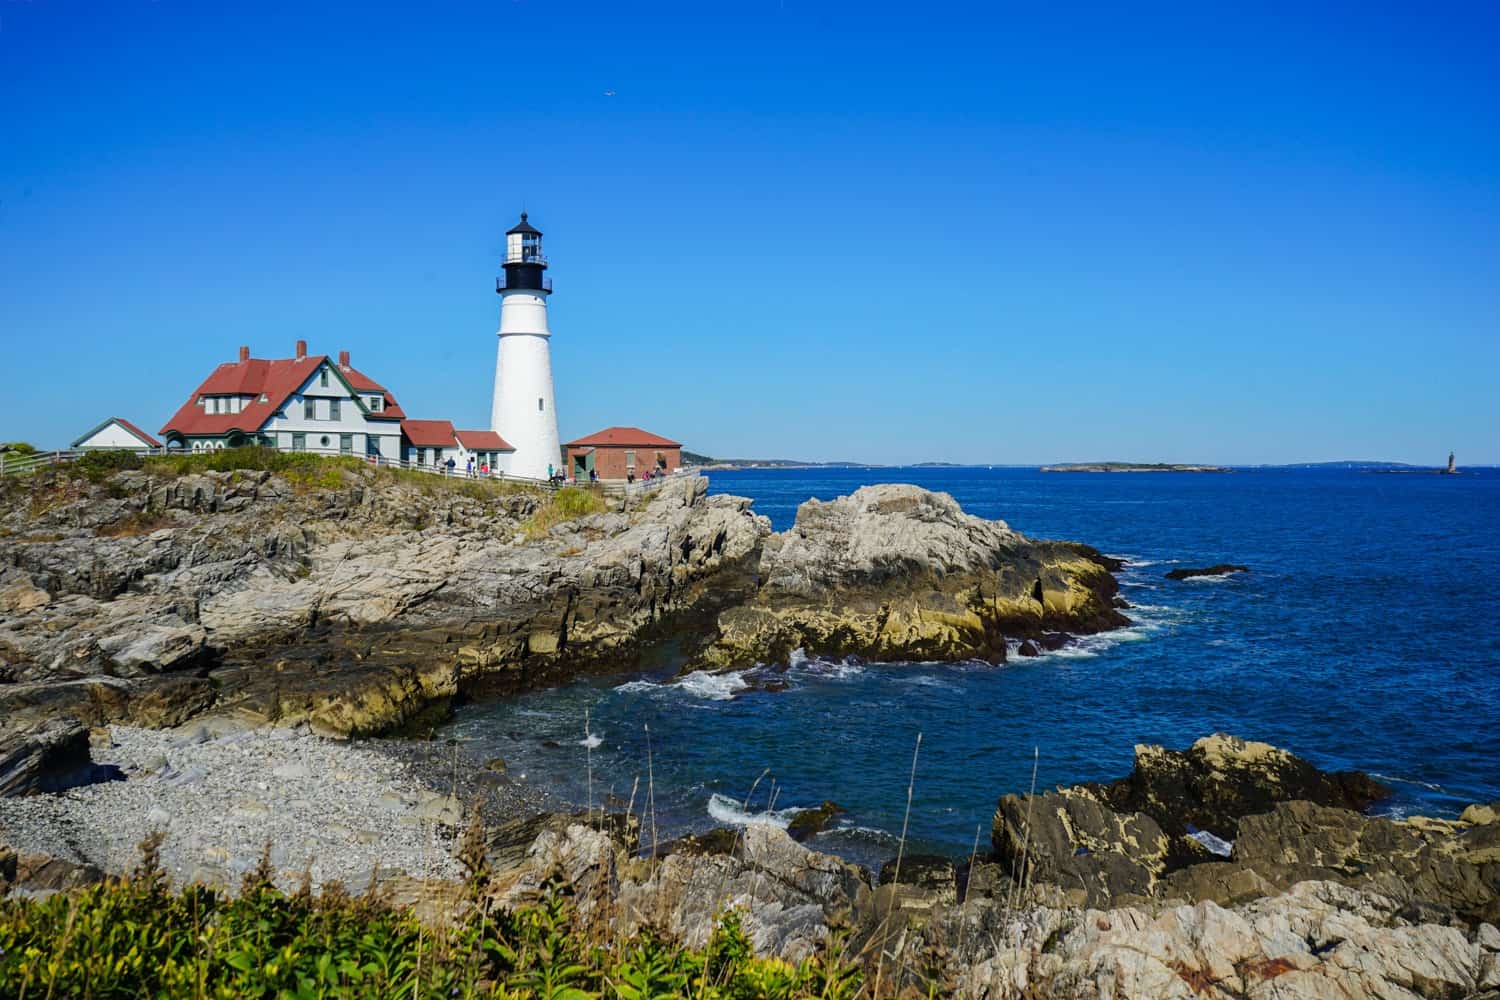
[507,212,542,236]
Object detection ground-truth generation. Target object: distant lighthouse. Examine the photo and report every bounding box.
[491,213,561,480]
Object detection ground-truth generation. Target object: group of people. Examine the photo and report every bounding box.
[435,456,493,478]
[424,456,673,485]
[624,466,665,485]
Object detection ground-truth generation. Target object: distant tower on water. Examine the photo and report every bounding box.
[1447,451,1457,474]
[491,213,561,479]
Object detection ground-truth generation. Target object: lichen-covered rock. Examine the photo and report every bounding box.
[695,484,1127,669]
[992,736,1497,924]
[615,823,870,963]
[992,788,1173,906]
[1,472,772,745]
[965,880,1493,999]
[1088,733,1391,842]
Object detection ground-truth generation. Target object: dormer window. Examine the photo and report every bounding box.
[368,396,383,412]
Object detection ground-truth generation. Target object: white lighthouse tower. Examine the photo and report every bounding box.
[490,212,561,480]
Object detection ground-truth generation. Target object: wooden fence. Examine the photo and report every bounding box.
[0,446,682,501]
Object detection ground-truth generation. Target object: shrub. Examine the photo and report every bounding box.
[0,871,863,998]
[0,441,38,456]
[75,449,146,480]
[521,487,610,539]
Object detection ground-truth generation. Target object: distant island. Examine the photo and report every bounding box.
[682,450,882,470]
[1041,462,1230,473]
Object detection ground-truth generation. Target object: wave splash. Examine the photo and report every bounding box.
[614,671,749,702]
[706,793,801,829]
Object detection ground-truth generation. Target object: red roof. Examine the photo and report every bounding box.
[113,418,162,447]
[454,429,513,451]
[400,419,457,448]
[160,352,406,439]
[71,417,162,449]
[564,426,682,449]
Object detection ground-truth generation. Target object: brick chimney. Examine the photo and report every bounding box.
[295,339,307,360]
[238,345,250,363]
[338,350,350,368]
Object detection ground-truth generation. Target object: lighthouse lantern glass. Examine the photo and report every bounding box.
[522,233,542,261]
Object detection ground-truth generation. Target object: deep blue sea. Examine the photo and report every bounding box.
[443,467,1500,867]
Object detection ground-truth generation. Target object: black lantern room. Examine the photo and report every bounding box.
[497,212,551,295]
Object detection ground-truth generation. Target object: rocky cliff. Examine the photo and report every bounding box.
[1,466,1126,793]
[694,484,1127,669]
[0,468,766,786]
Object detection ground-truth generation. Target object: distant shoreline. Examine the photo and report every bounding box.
[1040,462,1229,473]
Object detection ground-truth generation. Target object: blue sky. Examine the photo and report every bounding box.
[2,1,1496,464]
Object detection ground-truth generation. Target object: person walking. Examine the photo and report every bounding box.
[445,455,456,477]
[480,460,489,477]
[466,457,475,478]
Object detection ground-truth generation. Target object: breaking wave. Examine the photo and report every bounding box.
[706,793,800,829]
[612,670,750,701]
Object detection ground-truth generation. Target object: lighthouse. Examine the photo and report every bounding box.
[490,212,561,480]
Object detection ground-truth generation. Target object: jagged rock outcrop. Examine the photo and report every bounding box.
[480,816,1500,998]
[694,484,1127,669]
[965,880,1500,999]
[0,469,770,786]
[2,470,1128,779]
[992,788,1174,906]
[992,735,1500,925]
[3,467,1129,793]
[1164,798,1500,924]
[1087,733,1390,842]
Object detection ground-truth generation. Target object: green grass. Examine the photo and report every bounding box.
[0,850,864,1000]
[521,487,611,539]
[50,447,546,501]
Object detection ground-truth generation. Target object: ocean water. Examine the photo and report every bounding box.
[440,467,1500,868]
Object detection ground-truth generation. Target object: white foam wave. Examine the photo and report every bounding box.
[579,733,603,749]
[1368,772,1445,792]
[614,671,750,701]
[706,793,799,829]
[1113,556,1176,568]
[1178,572,1241,583]
[825,823,898,843]
[785,649,866,679]
[675,670,749,701]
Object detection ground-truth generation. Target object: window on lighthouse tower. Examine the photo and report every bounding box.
[522,232,542,262]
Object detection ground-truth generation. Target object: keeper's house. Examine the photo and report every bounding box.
[400,420,513,471]
[564,426,681,481]
[160,342,407,459]
[72,417,161,451]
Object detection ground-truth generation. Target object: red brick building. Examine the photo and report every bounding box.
[564,426,681,481]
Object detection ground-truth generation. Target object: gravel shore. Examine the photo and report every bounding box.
[0,723,552,891]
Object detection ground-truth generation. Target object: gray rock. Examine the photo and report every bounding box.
[992,788,1171,906]
[0,716,92,796]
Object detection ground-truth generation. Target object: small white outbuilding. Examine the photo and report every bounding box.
[71,417,162,451]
